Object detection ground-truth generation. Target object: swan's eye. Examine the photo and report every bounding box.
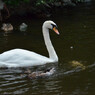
[51,24,57,29]
[51,24,59,35]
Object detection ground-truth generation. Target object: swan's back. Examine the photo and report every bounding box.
[0,49,53,67]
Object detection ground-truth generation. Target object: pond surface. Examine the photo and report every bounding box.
[0,1,95,95]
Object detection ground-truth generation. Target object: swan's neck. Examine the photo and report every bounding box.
[42,27,58,62]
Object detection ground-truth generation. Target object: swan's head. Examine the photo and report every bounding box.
[43,20,59,35]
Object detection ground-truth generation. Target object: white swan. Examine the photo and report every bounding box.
[0,20,59,68]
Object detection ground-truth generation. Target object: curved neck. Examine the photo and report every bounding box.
[42,27,58,62]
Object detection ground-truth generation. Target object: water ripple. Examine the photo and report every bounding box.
[0,63,95,94]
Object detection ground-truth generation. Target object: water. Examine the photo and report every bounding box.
[0,1,95,95]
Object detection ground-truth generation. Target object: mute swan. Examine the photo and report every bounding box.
[0,20,59,68]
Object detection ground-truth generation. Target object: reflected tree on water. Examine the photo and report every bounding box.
[0,0,10,21]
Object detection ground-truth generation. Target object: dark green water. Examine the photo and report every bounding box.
[0,1,95,95]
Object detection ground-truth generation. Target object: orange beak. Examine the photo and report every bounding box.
[53,27,60,35]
